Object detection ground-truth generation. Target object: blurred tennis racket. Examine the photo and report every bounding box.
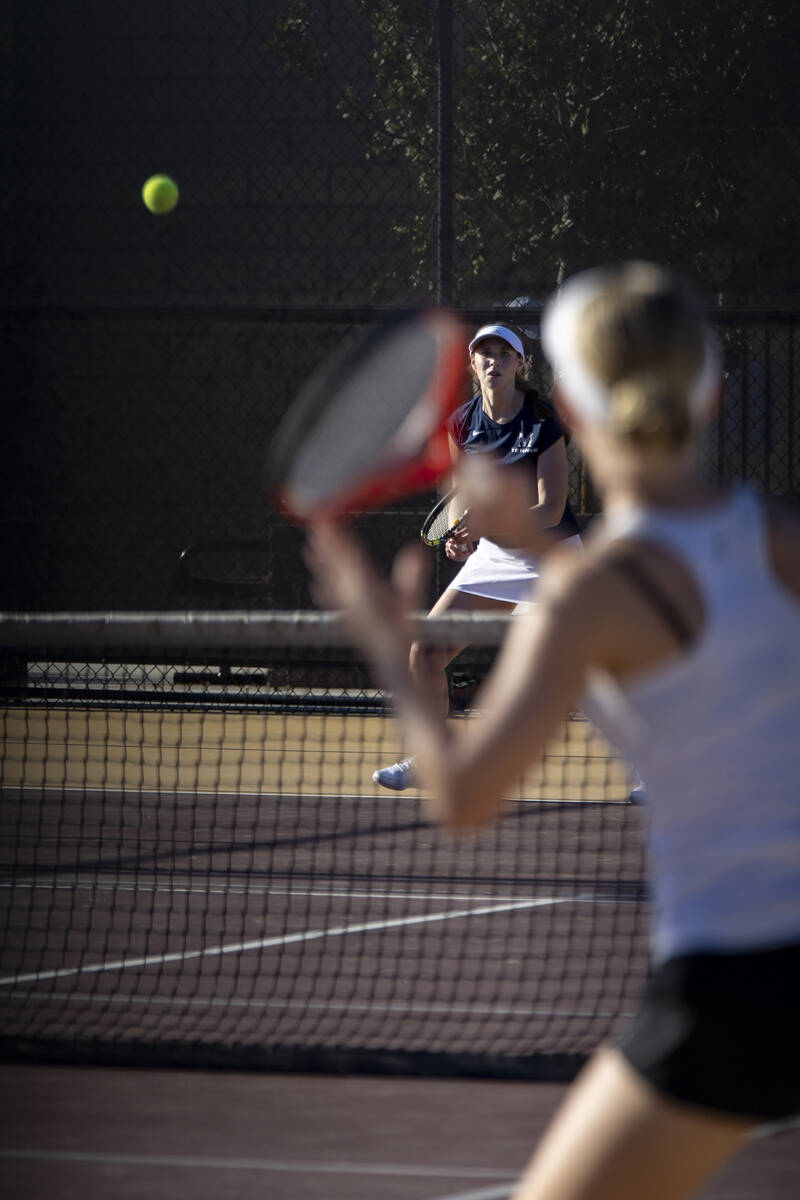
[420,487,469,548]
[265,309,467,522]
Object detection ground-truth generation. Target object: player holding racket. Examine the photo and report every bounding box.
[307,263,800,1198]
[373,322,582,791]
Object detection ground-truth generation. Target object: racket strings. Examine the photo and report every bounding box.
[422,492,469,546]
[282,322,444,511]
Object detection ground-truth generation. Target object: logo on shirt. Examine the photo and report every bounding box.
[509,425,540,454]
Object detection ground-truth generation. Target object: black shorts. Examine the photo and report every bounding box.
[618,941,800,1120]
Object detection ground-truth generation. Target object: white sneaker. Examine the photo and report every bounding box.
[372,757,418,790]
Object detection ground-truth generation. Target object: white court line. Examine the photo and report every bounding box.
[4,989,631,1022]
[6,786,388,801]
[426,1187,513,1200]
[0,876,640,908]
[749,1115,800,1139]
[0,1148,517,1181]
[0,894,584,987]
[5,783,615,806]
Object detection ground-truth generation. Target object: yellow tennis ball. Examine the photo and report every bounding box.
[142,174,179,214]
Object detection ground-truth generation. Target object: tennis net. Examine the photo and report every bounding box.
[0,611,648,1080]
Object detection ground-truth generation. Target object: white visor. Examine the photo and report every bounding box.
[468,324,525,358]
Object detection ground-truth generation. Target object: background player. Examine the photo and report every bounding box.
[373,321,582,791]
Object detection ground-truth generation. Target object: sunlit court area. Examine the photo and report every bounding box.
[2,2,799,1198]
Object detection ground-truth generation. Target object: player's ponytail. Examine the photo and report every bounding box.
[607,371,692,451]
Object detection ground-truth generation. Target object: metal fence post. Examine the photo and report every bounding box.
[437,0,454,306]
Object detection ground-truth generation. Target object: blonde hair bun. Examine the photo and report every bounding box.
[608,372,692,449]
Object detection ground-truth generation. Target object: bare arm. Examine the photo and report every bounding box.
[488,439,569,549]
[419,559,594,828]
[444,432,476,562]
[306,524,598,832]
[454,453,563,560]
[530,437,570,531]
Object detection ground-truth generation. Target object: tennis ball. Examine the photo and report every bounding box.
[142,174,179,214]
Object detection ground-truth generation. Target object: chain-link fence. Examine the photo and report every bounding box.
[2,2,798,611]
[2,308,797,611]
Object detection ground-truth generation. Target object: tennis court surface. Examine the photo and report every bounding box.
[1,612,797,1197]
[1,611,646,1078]
[3,1065,799,1199]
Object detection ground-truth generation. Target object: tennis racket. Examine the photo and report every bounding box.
[420,487,469,548]
[265,309,467,522]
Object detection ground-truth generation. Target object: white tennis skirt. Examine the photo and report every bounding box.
[447,534,583,605]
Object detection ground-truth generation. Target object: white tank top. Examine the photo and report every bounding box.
[584,486,800,963]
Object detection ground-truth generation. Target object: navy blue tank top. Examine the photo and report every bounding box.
[447,391,581,539]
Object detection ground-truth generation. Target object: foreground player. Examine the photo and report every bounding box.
[308,263,800,1199]
[373,321,581,791]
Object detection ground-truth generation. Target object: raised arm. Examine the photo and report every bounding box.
[306,522,600,832]
[482,438,569,550]
[417,556,594,828]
